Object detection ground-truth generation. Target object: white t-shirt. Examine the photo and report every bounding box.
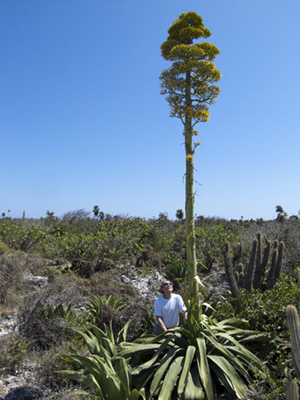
[154,294,187,329]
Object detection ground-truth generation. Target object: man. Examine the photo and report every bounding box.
[153,280,187,335]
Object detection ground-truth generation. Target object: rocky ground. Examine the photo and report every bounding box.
[0,273,47,399]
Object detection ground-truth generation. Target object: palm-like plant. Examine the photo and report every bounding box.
[120,292,269,400]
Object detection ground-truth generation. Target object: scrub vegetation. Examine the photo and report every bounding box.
[0,208,300,399]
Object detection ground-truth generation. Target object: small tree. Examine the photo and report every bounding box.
[276,205,287,222]
[93,205,100,218]
[175,208,184,221]
[160,11,221,294]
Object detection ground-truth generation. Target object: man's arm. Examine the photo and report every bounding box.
[156,316,167,332]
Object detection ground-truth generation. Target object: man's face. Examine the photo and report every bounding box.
[161,281,173,295]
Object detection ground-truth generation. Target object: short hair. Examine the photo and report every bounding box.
[160,280,166,293]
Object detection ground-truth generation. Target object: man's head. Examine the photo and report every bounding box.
[160,280,173,295]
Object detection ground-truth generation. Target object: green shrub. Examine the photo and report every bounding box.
[44,219,149,277]
[17,292,84,350]
[216,273,300,336]
[0,335,30,374]
[0,219,46,252]
[215,273,299,383]
[0,249,26,306]
[34,344,76,391]
[195,224,239,271]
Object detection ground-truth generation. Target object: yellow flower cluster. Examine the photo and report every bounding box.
[194,109,210,122]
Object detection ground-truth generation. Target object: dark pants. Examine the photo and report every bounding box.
[153,325,165,335]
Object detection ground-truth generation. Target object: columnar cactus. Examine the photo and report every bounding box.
[286,304,300,399]
[223,241,240,298]
[267,241,284,289]
[245,238,257,292]
[275,241,284,279]
[223,233,284,298]
[286,305,300,380]
[287,378,299,400]
[253,232,271,289]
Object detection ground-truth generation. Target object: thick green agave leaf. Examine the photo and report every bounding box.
[129,388,146,400]
[177,345,196,396]
[236,332,271,343]
[196,337,213,400]
[117,319,131,343]
[150,347,183,397]
[136,334,179,371]
[75,329,103,356]
[114,357,131,397]
[158,355,184,400]
[216,318,251,329]
[58,369,85,382]
[120,343,160,358]
[184,369,205,400]
[207,354,248,399]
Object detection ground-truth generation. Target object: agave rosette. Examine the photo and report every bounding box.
[120,300,269,400]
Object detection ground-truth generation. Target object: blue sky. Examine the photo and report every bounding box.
[1,0,299,220]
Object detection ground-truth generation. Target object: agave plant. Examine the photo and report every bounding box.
[85,294,128,325]
[60,321,146,400]
[120,292,269,400]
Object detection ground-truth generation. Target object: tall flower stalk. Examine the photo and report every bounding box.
[160,11,221,295]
